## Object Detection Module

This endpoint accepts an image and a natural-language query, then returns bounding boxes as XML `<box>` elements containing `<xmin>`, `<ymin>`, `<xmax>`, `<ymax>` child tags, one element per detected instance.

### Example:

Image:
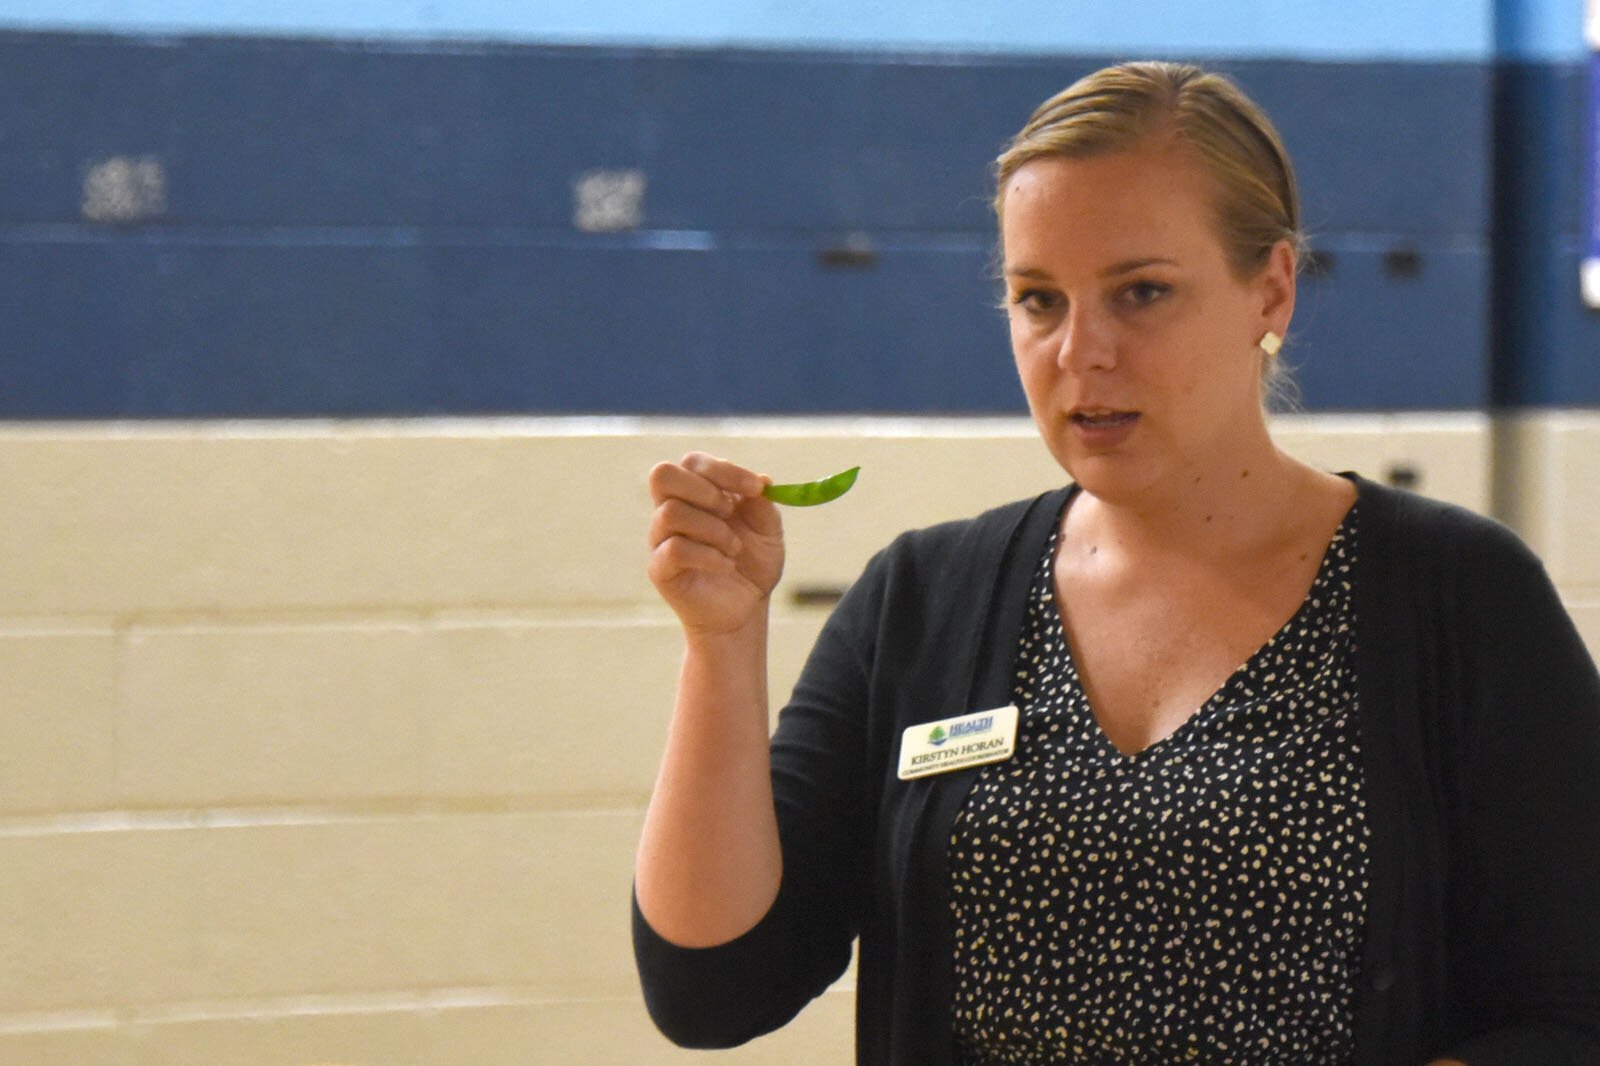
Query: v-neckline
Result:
<box><xmin>1044</xmin><ymin>497</ymin><xmax>1356</xmax><ymax>762</ymax></box>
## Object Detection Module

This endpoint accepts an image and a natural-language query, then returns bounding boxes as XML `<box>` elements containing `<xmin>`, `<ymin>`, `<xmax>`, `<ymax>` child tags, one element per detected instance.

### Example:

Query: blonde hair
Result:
<box><xmin>994</xmin><ymin>61</ymin><xmax>1306</xmax><ymax>406</ymax></box>
<box><xmin>995</xmin><ymin>61</ymin><xmax>1303</xmax><ymax>274</ymax></box>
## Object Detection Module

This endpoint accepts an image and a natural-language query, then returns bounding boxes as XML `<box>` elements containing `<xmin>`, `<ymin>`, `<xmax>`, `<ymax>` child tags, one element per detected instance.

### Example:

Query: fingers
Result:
<box><xmin>647</xmin><ymin>534</ymin><xmax>738</xmax><ymax>587</ymax></box>
<box><xmin>646</xmin><ymin>452</ymin><xmax>783</xmax><ymax>582</ymax></box>
<box><xmin>648</xmin><ymin>452</ymin><xmax>767</xmax><ymax>513</ymax></box>
<box><xmin>646</xmin><ymin>455</ymin><xmax>761</xmax><ymax>586</ymax></box>
<box><xmin>731</xmin><ymin>485</ymin><xmax>783</xmax><ymax>538</ymax></box>
<box><xmin>683</xmin><ymin>451</ymin><xmax>768</xmax><ymax>497</ymax></box>
<box><xmin>644</xmin><ymin>453</ymin><xmax>786</xmax><ymax>623</ymax></box>
<box><xmin>648</xmin><ymin>498</ymin><xmax>743</xmax><ymax>556</ymax></box>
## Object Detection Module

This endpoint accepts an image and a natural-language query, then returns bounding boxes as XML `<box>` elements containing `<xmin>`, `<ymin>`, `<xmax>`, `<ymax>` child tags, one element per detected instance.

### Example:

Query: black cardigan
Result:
<box><xmin>634</xmin><ymin>475</ymin><xmax>1600</xmax><ymax>1064</ymax></box>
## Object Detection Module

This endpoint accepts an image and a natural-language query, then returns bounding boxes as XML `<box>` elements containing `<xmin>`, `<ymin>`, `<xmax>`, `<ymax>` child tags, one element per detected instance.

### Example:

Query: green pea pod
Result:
<box><xmin>762</xmin><ymin>465</ymin><xmax>861</xmax><ymax>507</ymax></box>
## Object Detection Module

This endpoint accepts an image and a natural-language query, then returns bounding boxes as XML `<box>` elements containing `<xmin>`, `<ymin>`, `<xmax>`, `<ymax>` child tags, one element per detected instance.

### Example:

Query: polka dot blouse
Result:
<box><xmin>949</xmin><ymin>505</ymin><xmax>1370</xmax><ymax>1064</ymax></box>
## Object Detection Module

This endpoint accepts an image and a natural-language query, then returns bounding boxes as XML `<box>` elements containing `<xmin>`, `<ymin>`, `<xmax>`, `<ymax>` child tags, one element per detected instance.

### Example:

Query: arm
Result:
<box><xmin>635</xmin><ymin>452</ymin><xmax>785</xmax><ymax>947</ymax></box>
<box><xmin>635</xmin><ymin>624</ymin><xmax>783</xmax><ymax>946</ymax></box>
<box><xmin>633</xmin><ymin>452</ymin><xmax>872</xmax><ymax>1047</ymax></box>
<box><xmin>1438</xmin><ymin>524</ymin><xmax>1600</xmax><ymax>1064</ymax></box>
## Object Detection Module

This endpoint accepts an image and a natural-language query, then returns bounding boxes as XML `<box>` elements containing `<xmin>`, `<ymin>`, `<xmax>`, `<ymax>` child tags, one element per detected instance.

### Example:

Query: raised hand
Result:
<box><xmin>647</xmin><ymin>451</ymin><xmax>785</xmax><ymax>636</ymax></box>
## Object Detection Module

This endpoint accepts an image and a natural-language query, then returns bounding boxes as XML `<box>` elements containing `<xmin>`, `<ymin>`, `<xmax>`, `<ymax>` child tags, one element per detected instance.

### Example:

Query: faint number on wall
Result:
<box><xmin>573</xmin><ymin>169</ymin><xmax>645</xmax><ymax>232</ymax></box>
<box><xmin>82</xmin><ymin>155</ymin><xmax>167</xmax><ymax>224</ymax></box>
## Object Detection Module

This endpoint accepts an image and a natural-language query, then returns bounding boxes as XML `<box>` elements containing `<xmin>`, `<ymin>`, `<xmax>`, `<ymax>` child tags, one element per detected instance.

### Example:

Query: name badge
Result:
<box><xmin>897</xmin><ymin>705</ymin><xmax>1020</xmax><ymax>780</ymax></box>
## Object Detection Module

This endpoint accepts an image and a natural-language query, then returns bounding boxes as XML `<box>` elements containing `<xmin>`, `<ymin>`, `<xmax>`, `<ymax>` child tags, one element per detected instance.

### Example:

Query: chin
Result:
<box><xmin>1057</xmin><ymin>452</ymin><xmax>1165</xmax><ymax>506</ymax></box>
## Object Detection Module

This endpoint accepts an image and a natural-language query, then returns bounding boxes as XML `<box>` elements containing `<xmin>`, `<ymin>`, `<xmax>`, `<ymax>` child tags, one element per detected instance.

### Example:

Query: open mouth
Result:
<box><xmin>1070</xmin><ymin>410</ymin><xmax>1139</xmax><ymax>428</ymax></box>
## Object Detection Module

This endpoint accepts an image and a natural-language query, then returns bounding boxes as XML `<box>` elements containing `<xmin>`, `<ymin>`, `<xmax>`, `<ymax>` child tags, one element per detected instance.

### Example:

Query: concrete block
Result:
<box><xmin>403</xmin><ymin>811</ymin><xmax>643</xmax><ymax>994</ymax></box>
<box><xmin>422</xmin><ymin>619</ymin><xmax>680</xmax><ymax>802</ymax></box>
<box><xmin>119</xmin><ymin>623</ymin><xmax>428</xmax><ymax>806</ymax></box>
<box><xmin>0</xmin><ymin>629</ymin><xmax>119</xmax><ymax>812</ymax></box>
<box><xmin>175</xmin><ymin>820</ymin><xmax>454</xmax><ymax>1002</ymax></box>
<box><xmin>0</xmin><ymin>428</ymin><xmax>651</xmax><ymax>614</ymax></box>
<box><xmin>0</xmin><ymin>1023</ymin><xmax>133</xmax><ymax>1066</ymax></box>
<box><xmin>1567</xmin><ymin>597</ymin><xmax>1600</xmax><ymax>666</ymax></box>
<box><xmin>126</xmin><ymin>1006</ymin><xmax>429</xmax><ymax>1066</ymax></box>
<box><xmin>1493</xmin><ymin>412</ymin><xmax>1557</xmax><ymax>561</ymax></box>
<box><xmin>111</xmin><ymin>811</ymin><xmax>643</xmax><ymax>1003</ymax></box>
<box><xmin>423</xmin><ymin>613</ymin><xmax>827</xmax><ymax>803</ymax></box>
<box><xmin>1536</xmin><ymin>417</ymin><xmax>1600</xmax><ymax>586</ymax></box>
<box><xmin>1494</xmin><ymin>411</ymin><xmax>1600</xmax><ymax>586</ymax></box>
<box><xmin>769</xmin><ymin>614</ymin><xmax>831</xmax><ymax>723</ymax></box>
<box><xmin>0</xmin><ymin>830</ymin><xmax>196</xmax><ymax>1012</ymax></box>
<box><xmin>420</xmin><ymin>990</ymin><xmax>855</xmax><ymax>1066</ymax></box>
<box><xmin>422</xmin><ymin>998</ymin><xmax>676</xmax><ymax>1066</ymax></box>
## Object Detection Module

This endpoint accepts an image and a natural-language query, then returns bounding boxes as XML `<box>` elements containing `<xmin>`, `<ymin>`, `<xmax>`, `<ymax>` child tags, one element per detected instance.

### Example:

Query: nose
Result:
<box><xmin>1056</xmin><ymin>304</ymin><xmax>1116</xmax><ymax>372</ymax></box>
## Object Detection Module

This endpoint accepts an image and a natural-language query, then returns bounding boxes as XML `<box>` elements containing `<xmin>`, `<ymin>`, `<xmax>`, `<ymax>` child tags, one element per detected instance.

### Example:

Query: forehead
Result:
<box><xmin>1000</xmin><ymin>145</ymin><xmax>1226</xmax><ymax>266</ymax></box>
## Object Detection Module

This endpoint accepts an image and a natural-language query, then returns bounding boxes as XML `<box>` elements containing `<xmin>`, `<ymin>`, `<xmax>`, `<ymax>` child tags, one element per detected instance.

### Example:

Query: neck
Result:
<box><xmin>1071</xmin><ymin>437</ymin><xmax>1322</xmax><ymax>562</ymax></box>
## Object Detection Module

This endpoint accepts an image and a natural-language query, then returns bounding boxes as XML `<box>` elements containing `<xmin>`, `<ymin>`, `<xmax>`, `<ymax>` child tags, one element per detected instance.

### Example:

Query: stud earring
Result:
<box><xmin>1258</xmin><ymin>331</ymin><xmax>1283</xmax><ymax>357</ymax></box>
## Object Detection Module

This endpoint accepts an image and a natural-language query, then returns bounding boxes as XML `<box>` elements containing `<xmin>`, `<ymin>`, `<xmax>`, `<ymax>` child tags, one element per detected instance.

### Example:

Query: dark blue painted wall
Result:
<box><xmin>1492</xmin><ymin>60</ymin><xmax>1600</xmax><ymax>406</ymax></box>
<box><xmin>0</xmin><ymin>31</ymin><xmax>1568</xmax><ymax>417</ymax></box>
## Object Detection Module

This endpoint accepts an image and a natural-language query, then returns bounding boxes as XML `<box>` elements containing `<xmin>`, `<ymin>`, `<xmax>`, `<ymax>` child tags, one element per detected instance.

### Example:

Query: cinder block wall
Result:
<box><xmin>0</xmin><ymin>412</ymin><xmax>1539</xmax><ymax>1064</ymax></box>
<box><xmin>1495</xmin><ymin>411</ymin><xmax>1600</xmax><ymax>655</ymax></box>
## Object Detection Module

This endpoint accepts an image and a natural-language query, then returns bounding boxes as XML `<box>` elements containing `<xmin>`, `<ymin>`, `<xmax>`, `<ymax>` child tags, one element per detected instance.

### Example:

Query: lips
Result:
<box><xmin>1065</xmin><ymin>407</ymin><xmax>1141</xmax><ymax>449</ymax></box>
<box><xmin>1069</xmin><ymin>409</ymin><xmax>1139</xmax><ymax>427</ymax></box>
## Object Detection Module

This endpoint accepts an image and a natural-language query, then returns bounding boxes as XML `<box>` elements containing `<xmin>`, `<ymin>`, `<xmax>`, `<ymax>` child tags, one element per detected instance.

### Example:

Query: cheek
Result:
<box><xmin>1010</xmin><ymin>339</ymin><xmax>1053</xmax><ymax>398</ymax></box>
<box><xmin>1007</xmin><ymin>322</ymin><xmax>1035</xmax><ymax>374</ymax></box>
<box><xmin>1006</xmin><ymin>313</ymin><xmax>1030</xmax><ymax>350</ymax></box>
<box><xmin>1008</xmin><ymin>317</ymin><xmax>1051</xmax><ymax>366</ymax></box>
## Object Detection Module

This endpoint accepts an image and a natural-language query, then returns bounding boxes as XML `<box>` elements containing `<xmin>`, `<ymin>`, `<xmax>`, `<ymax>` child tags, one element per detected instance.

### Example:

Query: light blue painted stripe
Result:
<box><xmin>0</xmin><ymin>0</ymin><xmax>1495</xmax><ymax>59</ymax></box>
<box><xmin>1496</xmin><ymin>0</ymin><xmax>1587</xmax><ymax>59</ymax></box>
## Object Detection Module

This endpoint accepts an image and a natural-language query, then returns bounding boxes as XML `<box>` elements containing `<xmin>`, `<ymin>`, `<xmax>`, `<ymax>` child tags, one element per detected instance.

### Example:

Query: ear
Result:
<box><xmin>1257</xmin><ymin>238</ymin><xmax>1297</xmax><ymax>335</ymax></box>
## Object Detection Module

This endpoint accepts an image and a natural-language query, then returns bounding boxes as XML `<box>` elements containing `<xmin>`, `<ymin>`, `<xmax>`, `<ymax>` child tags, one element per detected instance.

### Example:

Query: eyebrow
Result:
<box><xmin>1004</xmin><ymin>257</ymin><xmax>1180</xmax><ymax>280</ymax></box>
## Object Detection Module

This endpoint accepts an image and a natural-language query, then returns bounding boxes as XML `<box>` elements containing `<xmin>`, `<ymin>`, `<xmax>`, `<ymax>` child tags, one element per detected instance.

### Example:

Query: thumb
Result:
<box><xmin>736</xmin><ymin>480</ymin><xmax>783</xmax><ymax>537</ymax></box>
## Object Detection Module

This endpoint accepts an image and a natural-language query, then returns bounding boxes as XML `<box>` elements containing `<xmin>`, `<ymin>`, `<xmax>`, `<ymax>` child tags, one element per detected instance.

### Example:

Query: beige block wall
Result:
<box><xmin>1495</xmin><ymin>410</ymin><xmax>1600</xmax><ymax>656</ymax></box>
<box><xmin>1</xmin><ymin>410</ymin><xmax>1570</xmax><ymax>1065</ymax></box>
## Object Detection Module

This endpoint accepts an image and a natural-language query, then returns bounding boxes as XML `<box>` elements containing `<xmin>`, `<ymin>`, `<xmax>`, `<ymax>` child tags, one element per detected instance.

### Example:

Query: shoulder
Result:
<box><xmin>1352</xmin><ymin>474</ymin><xmax>1542</xmax><ymax>579</ymax></box>
<box><xmin>1350</xmin><ymin>475</ymin><xmax>1578</xmax><ymax>656</ymax></box>
<box><xmin>887</xmin><ymin>489</ymin><xmax>1062</xmax><ymax>555</ymax></box>
<box><xmin>830</xmin><ymin>487</ymin><xmax>1069</xmax><ymax>624</ymax></box>
<box><xmin>866</xmin><ymin>487</ymin><xmax>1070</xmax><ymax>582</ymax></box>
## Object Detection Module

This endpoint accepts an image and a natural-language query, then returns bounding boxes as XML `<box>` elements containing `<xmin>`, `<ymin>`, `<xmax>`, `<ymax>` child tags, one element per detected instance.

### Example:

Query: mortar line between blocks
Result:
<box><xmin>0</xmin><ymin>797</ymin><xmax>649</xmax><ymax>837</ymax></box>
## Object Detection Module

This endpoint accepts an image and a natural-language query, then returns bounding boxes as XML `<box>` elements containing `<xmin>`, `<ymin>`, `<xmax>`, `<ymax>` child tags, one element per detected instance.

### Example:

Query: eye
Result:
<box><xmin>1120</xmin><ymin>280</ymin><xmax>1172</xmax><ymax>307</ymax></box>
<box><xmin>1010</xmin><ymin>288</ymin><xmax>1062</xmax><ymax>314</ymax></box>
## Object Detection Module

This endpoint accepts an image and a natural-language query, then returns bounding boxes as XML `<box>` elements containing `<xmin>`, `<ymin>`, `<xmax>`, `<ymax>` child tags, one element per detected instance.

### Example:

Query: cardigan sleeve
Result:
<box><xmin>632</xmin><ymin>542</ymin><xmax>889</xmax><ymax>1048</ymax></box>
<box><xmin>1438</xmin><ymin>520</ymin><xmax>1600</xmax><ymax>1064</ymax></box>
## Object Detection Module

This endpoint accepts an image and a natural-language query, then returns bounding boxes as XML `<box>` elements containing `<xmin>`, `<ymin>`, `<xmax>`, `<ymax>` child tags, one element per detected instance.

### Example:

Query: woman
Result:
<box><xmin>632</xmin><ymin>61</ymin><xmax>1600</xmax><ymax>1065</ymax></box>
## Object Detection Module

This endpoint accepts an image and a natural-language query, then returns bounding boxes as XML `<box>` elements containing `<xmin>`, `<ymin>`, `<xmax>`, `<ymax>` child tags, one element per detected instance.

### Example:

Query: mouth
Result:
<box><xmin>1068</xmin><ymin>408</ymin><xmax>1140</xmax><ymax>428</ymax></box>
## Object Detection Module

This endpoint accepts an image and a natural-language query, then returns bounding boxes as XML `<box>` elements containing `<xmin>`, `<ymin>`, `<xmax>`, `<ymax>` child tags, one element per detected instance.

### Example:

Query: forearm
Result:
<box><xmin>634</xmin><ymin>620</ymin><xmax>784</xmax><ymax>948</ymax></box>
